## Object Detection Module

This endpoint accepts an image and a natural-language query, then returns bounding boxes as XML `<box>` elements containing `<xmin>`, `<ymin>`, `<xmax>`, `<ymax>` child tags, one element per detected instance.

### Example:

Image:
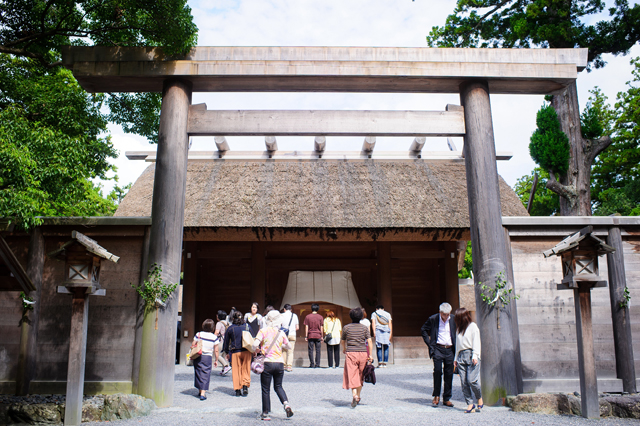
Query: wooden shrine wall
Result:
<box><xmin>510</xmin><ymin>234</ymin><xmax>640</xmax><ymax>393</ymax></box>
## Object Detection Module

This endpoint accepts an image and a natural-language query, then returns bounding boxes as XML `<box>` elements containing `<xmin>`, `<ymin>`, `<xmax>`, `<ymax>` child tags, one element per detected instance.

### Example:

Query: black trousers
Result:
<box><xmin>261</xmin><ymin>362</ymin><xmax>288</xmax><ymax>414</ymax></box>
<box><xmin>326</xmin><ymin>343</ymin><xmax>341</xmax><ymax>367</ymax></box>
<box><xmin>432</xmin><ymin>345</ymin><xmax>454</xmax><ymax>401</ymax></box>
<box><xmin>308</xmin><ymin>338</ymin><xmax>321</xmax><ymax>366</ymax></box>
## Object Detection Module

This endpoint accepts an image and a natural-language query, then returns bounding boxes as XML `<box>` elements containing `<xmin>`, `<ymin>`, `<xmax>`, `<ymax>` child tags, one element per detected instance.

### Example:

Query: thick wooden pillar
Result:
<box><xmin>15</xmin><ymin>227</ymin><xmax>44</xmax><ymax>395</ymax></box>
<box><xmin>377</xmin><ymin>243</ymin><xmax>393</xmax><ymax>363</ymax></box>
<box><xmin>64</xmin><ymin>289</ymin><xmax>90</xmax><ymax>426</ymax></box>
<box><xmin>606</xmin><ymin>227</ymin><xmax>636</xmax><ymax>393</ymax></box>
<box><xmin>132</xmin><ymin>225</ymin><xmax>151</xmax><ymax>394</ymax></box>
<box><xmin>504</xmin><ymin>228</ymin><xmax>524</xmax><ymax>394</ymax></box>
<box><xmin>460</xmin><ymin>81</ymin><xmax>520</xmax><ymax>404</ymax></box>
<box><xmin>251</xmin><ymin>242</ymin><xmax>266</xmax><ymax>308</ymax></box>
<box><xmin>443</xmin><ymin>242</ymin><xmax>460</xmax><ymax>311</ymax></box>
<box><xmin>180</xmin><ymin>242</ymin><xmax>198</xmax><ymax>364</ymax></box>
<box><xmin>138</xmin><ymin>79</ymin><xmax>192</xmax><ymax>406</ymax></box>
<box><xmin>574</xmin><ymin>284</ymin><xmax>599</xmax><ymax>419</ymax></box>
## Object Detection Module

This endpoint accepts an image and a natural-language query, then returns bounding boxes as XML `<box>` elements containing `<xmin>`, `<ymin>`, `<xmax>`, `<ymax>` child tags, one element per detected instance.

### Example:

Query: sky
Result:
<box><xmin>100</xmin><ymin>0</ymin><xmax>640</xmax><ymax>196</ymax></box>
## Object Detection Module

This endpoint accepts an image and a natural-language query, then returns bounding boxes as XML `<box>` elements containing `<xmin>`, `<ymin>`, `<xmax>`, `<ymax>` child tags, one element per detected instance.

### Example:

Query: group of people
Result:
<box><xmin>190</xmin><ymin>301</ymin><xmax>483</xmax><ymax>420</ymax></box>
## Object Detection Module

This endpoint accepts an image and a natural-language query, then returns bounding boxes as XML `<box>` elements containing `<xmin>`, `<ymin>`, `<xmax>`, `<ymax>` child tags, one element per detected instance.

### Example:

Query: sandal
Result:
<box><xmin>477</xmin><ymin>404</ymin><xmax>484</xmax><ymax>411</ymax></box>
<box><xmin>465</xmin><ymin>404</ymin><xmax>476</xmax><ymax>413</ymax></box>
<box><xmin>351</xmin><ymin>396</ymin><xmax>360</xmax><ymax>408</ymax></box>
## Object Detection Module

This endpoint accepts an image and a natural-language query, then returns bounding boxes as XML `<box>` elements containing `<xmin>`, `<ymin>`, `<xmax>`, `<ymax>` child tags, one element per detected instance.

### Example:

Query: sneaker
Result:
<box><xmin>222</xmin><ymin>366</ymin><xmax>231</xmax><ymax>376</ymax></box>
<box><xmin>284</xmin><ymin>404</ymin><xmax>294</xmax><ymax>418</ymax></box>
<box><xmin>260</xmin><ymin>413</ymin><xmax>271</xmax><ymax>421</ymax></box>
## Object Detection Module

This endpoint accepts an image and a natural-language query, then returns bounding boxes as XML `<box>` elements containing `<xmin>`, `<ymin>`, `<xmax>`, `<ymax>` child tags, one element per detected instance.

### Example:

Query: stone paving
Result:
<box><xmin>85</xmin><ymin>364</ymin><xmax>638</xmax><ymax>425</ymax></box>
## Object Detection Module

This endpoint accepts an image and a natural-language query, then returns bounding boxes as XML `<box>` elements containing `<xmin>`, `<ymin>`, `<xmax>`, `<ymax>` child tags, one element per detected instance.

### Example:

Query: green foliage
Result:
<box><xmin>18</xmin><ymin>291</ymin><xmax>34</xmax><ymax>326</ymax></box>
<box><xmin>426</xmin><ymin>0</ymin><xmax>640</xmax><ymax>70</ymax></box>
<box><xmin>131</xmin><ymin>263</ymin><xmax>178</xmax><ymax>312</ymax></box>
<box><xmin>106</xmin><ymin>93</ymin><xmax>162</xmax><ymax>143</ymax></box>
<box><xmin>0</xmin><ymin>56</ymin><xmax>118</xmax><ymax>229</ymax></box>
<box><xmin>458</xmin><ymin>241</ymin><xmax>473</xmax><ymax>279</ymax></box>
<box><xmin>529</xmin><ymin>105</ymin><xmax>571</xmax><ymax>176</ymax></box>
<box><xmin>590</xmin><ymin>59</ymin><xmax>640</xmax><ymax>216</ymax></box>
<box><xmin>479</xmin><ymin>271</ymin><xmax>520</xmax><ymax>308</ymax></box>
<box><xmin>513</xmin><ymin>168</ymin><xmax>560</xmax><ymax>216</ymax></box>
<box><xmin>620</xmin><ymin>286</ymin><xmax>631</xmax><ymax>309</ymax></box>
<box><xmin>0</xmin><ymin>0</ymin><xmax>198</xmax><ymax>67</ymax></box>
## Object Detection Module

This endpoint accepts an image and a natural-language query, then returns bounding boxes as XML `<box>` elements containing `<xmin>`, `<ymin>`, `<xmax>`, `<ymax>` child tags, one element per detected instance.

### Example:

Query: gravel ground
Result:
<box><xmin>81</xmin><ymin>364</ymin><xmax>638</xmax><ymax>426</ymax></box>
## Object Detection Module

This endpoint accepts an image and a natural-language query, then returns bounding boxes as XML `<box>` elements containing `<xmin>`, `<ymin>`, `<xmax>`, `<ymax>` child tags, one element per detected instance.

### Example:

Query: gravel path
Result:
<box><xmin>83</xmin><ymin>364</ymin><xmax>637</xmax><ymax>425</ymax></box>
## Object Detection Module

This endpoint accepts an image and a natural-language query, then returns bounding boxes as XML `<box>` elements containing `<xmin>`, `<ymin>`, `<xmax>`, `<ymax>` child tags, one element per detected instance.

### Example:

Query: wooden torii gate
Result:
<box><xmin>62</xmin><ymin>46</ymin><xmax>588</xmax><ymax>407</ymax></box>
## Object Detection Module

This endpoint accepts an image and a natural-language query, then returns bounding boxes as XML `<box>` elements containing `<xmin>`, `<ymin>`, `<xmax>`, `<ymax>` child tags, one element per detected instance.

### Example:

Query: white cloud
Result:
<box><xmin>100</xmin><ymin>0</ymin><xmax>640</xmax><ymax>195</ymax></box>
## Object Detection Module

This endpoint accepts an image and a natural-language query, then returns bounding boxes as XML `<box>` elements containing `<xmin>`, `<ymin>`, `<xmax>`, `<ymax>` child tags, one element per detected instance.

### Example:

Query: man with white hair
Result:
<box><xmin>421</xmin><ymin>302</ymin><xmax>457</xmax><ymax>407</ymax></box>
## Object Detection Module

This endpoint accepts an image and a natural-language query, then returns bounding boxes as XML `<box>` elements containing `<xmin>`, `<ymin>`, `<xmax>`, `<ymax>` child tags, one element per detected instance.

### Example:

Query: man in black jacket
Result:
<box><xmin>421</xmin><ymin>302</ymin><xmax>456</xmax><ymax>407</ymax></box>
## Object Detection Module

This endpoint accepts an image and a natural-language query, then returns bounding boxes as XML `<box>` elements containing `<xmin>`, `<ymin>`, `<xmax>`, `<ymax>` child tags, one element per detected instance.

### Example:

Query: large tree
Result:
<box><xmin>0</xmin><ymin>0</ymin><xmax>197</xmax><ymax>228</ymax></box>
<box><xmin>427</xmin><ymin>0</ymin><xmax>640</xmax><ymax>215</ymax></box>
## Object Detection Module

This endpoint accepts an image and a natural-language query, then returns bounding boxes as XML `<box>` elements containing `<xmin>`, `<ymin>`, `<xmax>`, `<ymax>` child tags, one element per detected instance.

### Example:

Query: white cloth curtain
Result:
<box><xmin>280</xmin><ymin>271</ymin><xmax>361</xmax><ymax>310</ymax></box>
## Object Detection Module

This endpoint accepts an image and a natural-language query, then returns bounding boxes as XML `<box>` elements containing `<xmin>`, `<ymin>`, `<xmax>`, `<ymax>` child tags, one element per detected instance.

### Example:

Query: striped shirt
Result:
<box><xmin>341</xmin><ymin>323</ymin><xmax>371</xmax><ymax>352</ymax></box>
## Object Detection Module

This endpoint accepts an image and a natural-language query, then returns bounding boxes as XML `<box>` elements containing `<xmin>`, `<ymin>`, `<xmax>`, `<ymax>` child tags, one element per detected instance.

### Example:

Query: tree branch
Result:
<box><xmin>546</xmin><ymin>170</ymin><xmax>577</xmax><ymax>202</ymax></box>
<box><xmin>588</xmin><ymin>135</ymin><xmax>613</xmax><ymax>163</ymax></box>
<box><xmin>473</xmin><ymin>0</ymin><xmax>513</xmax><ymax>30</ymax></box>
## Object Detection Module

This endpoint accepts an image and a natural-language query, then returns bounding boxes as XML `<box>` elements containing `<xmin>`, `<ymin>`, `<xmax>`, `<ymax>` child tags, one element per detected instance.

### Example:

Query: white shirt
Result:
<box><xmin>437</xmin><ymin>315</ymin><xmax>452</xmax><ymax>346</ymax></box>
<box><xmin>280</xmin><ymin>311</ymin><xmax>299</xmax><ymax>337</ymax></box>
<box><xmin>455</xmin><ymin>322</ymin><xmax>481</xmax><ymax>362</ymax></box>
<box><xmin>194</xmin><ymin>331</ymin><xmax>218</xmax><ymax>356</ymax></box>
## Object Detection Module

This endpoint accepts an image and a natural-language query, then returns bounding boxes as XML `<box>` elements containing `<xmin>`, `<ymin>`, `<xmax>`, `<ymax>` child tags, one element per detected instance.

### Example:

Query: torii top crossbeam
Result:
<box><xmin>61</xmin><ymin>46</ymin><xmax>587</xmax><ymax>94</ymax></box>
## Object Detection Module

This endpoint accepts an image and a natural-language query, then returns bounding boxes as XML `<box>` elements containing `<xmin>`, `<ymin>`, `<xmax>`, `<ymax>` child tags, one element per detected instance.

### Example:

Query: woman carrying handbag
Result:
<box><xmin>252</xmin><ymin>310</ymin><xmax>294</xmax><ymax>421</ymax></box>
<box><xmin>191</xmin><ymin>319</ymin><xmax>219</xmax><ymax>400</ymax></box>
<box><xmin>323</xmin><ymin>311</ymin><xmax>342</xmax><ymax>368</ymax></box>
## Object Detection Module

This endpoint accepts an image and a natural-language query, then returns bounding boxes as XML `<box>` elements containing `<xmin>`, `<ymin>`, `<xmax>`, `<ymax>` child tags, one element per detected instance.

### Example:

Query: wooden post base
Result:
<box><xmin>64</xmin><ymin>289</ymin><xmax>89</xmax><ymax>426</ymax></box>
<box><xmin>574</xmin><ymin>284</ymin><xmax>599</xmax><ymax>419</ymax></box>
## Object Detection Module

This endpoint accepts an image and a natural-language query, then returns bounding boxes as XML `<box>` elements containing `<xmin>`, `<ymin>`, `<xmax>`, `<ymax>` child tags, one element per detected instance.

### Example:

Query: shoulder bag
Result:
<box><xmin>280</xmin><ymin>313</ymin><xmax>294</xmax><ymax>335</ymax></box>
<box><xmin>324</xmin><ymin>319</ymin><xmax>337</xmax><ymax>344</ymax></box>
<box><xmin>251</xmin><ymin>330</ymin><xmax>281</xmax><ymax>374</ymax></box>
<box><xmin>242</xmin><ymin>323</ymin><xmax>255</xmax><ymax>351</ymax></box>
<box><xmin>189</xmin><ymin>332</ymin><xmax>219</xmax><ymax>363</ymax></box>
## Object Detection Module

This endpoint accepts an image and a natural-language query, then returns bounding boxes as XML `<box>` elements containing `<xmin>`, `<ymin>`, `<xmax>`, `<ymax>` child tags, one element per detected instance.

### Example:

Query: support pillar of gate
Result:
<box><xmin>137</xmin><ymin>79</ymin><xmax>192</xmax><ymax>406</ymax></box>
<box><xmin>460</xmin><ymin>81</ymin><xmax>521</xmax><ymax>405</ymax></box>
<box><xmin>606</xmin><ymin>226</ymin><xmax>636</xmax><ymax>393</ymax></box>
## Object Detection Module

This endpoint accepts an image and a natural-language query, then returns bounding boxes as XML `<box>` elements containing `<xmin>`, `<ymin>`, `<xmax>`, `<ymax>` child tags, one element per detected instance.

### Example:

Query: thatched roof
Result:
<box><xmin>115</xmin><ymin>161</ymin><xmax>528</xmax><ymax>228</ymax></box>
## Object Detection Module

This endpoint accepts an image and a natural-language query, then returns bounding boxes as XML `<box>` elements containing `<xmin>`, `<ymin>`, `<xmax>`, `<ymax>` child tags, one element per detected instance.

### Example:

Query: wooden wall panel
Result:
<box><xmin>511</xmin><ymin>235</ymin><xmax>640</xmax><ymax>385</ymax></box>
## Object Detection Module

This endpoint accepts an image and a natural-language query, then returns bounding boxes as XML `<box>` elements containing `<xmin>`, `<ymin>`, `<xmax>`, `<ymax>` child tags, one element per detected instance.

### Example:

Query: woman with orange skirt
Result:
<box><xmin>223</xmin><ymin>311</ymin><xmax>252</xmax><ymax>397</ymax></box>
<box><xmin>341</xmin><ymin>307</ymin><xmax>373</xmax><ymax>407</ymax></box>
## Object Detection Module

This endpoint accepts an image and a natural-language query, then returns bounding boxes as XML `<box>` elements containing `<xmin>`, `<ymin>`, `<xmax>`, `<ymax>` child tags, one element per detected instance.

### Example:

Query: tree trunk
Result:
<box><xmin>546</xmin><ymin>81</ymin><xmax>612</xmax><ymax>216</ymax></box>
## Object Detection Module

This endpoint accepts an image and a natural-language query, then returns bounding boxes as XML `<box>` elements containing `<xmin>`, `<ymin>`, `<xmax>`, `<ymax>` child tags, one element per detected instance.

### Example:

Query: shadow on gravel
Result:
<box><xmin>397</xmin><ymin>397</ymin><xmax>428</xmax><ymax>405</ymax></box>
<box><xmin>322</xmin><ymin>398</ymin><xmax>352</xmax><ymax>407</ymax></box>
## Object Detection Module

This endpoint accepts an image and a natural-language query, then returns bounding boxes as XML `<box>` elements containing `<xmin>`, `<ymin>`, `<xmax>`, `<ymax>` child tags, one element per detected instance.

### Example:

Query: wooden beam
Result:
<box><xmin>0</xmin><ymin>235</ymin><xmax>35</xmax><ymax>292</ymax></box>
<box><xmin>265</xmin><ymin>136</ymin><xmax>278</xmax><ymax>152</ymax></box>
<box><xmin>606</xmin><ymin>227</ymin><xmax>636</xmax><ymax>393</ymax></box>
<box><xmin>314</xmin><ymin>136</ymin><xmax>326</xmax><ymax>152</ymax></box>
<box><xmin>63</xmin><ymin>46</ymin><xmax>586</xmax><ymax>94</ymax></box>
<box><xmin>16</xmin><ymin>228</ymin><xmax>44</xmax><ymax>396</ymax></box>
<box><xmin>362</xmin><ymin>137</ymin><xmax>376</xmax><ymax>153</ymax></box>
<box><xmin>409</xmin><ymin>137</ymin><xmax>426</xmax><ymax>152</ymax></box>
<box><xmin>131</xmin><ymin>225</ymin><xmax>150</xmax><ymax>395</ymax></box>
<box><xmin>187</xmin><ymin>109</ymin><xmax>465</xmax><ymax>136</ymax></box>
<box><xmin>444</xmin><ymin>242</ymin><xmax>460</xmax><ymax>312</ymax></box>
<box><xmin>127</xmin><ymin>150</ymin><xmax>514</xmax><ymax>162</ymax></box>
<box><xmin>214</xmin><ymin>136</ymin><xmax>230</xmax><ymax>152</ymax></box>
<box><xmin>138</xmin><ymin>79</ymin><xmax>191</xmax><ymax>407</ymax></box>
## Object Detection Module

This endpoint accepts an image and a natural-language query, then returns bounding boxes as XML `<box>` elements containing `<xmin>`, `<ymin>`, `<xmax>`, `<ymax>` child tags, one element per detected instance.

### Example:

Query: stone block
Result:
<box><xmin>602</xmin><ymin>396</ymin><xmax>640</xmax><ymax>419</ymax></box>
<box><xmin>8</xmin><ymin>402</ymin><xmax>63</xmax><ymax>424</ymax></box>
<box><xmin>101</xmin><ymin>393</ymin><xmax>156</xmax><ymax>421</ymax></box>
<box><xmin>511</xmin><ymin>393</ymin><xmax>572</xmax><ymax>415</ymax></box>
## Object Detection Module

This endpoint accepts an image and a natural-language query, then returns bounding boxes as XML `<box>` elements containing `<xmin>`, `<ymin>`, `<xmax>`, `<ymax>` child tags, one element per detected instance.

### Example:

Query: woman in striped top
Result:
<box><xmin>341</xmin><ymin>307</ymin><xmax>373</xmax><ymax>408</ymax></box>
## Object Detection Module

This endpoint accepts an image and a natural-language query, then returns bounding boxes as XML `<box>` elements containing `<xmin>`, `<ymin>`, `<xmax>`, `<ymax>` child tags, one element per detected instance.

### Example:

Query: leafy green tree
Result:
<box><xmin>514</xmin><ymin>168</ymin><xmax>560</xmax><ymax>216</ymax></box>
<box><xmin>529</xmin><ymin>105</ymin><xmax>571</xmax><ymax>176</ymax></box>
<box><xmin>0</xmin><ymin>56</ymin><xmax>117</xmax><ymax>229</ymax></box>
<box><xmin>0</xmin><ymin>0</ymin><xmax>197</xmax><ymax>228</ymax></box>
<box><xmin>428</xmin><ymin>0</ymin><xmax>640</xmax><ymax>215</ymax></box>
